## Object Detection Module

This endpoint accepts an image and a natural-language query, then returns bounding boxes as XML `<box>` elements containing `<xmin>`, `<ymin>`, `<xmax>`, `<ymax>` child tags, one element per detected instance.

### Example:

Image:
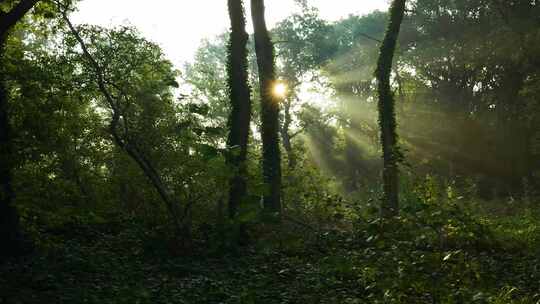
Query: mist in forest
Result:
<box><xmin>1</xmin><ymin>0</ymin><xmax>539</xmax><ymax>303</ymax></box>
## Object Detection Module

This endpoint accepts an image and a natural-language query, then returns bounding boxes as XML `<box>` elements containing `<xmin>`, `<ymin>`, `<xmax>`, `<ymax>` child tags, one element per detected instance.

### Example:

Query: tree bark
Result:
<box><xmin>226</xmin><ymin>0</ymin><xmax>252</xmax><ymax>219</ymax></box>
<box><xmin>375</xmin><ymin>0</ymin><xmax>406</xmax><ymax>218</ymax></box>
<box><xmin>251</xmin><ymin>0</ymin><xmax>282</xmax><ymax>214</ymax></box>
<box><xmin>0</xmin><ymin>0</ymin><xmax>39</xmax><ymax>31</ymax></box>
<box><xmin>0</xmin><ymin>0</ymin><xmax>40</xmax><ymax>258</ymax></box>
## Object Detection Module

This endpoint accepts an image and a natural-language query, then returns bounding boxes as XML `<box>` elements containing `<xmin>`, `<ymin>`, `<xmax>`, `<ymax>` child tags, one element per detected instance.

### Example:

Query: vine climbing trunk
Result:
<box><xmin>251</xmin><ymin>0</ymin><xmax>282</xmax><ymax>215</ymax></box>
<box><xmin>0</xmin><ymin>0</ymin><xmax>40</xmax><ymax>257</ymax></box>
<box><xmin>226</xmin><ymin>0</ymin><xmax>252</xmax><ymax>219</ymax></box>
<box><xmin>375</xmin><ymin>0</ymin><xmax>406</xmax><ymax>218</ymax></box>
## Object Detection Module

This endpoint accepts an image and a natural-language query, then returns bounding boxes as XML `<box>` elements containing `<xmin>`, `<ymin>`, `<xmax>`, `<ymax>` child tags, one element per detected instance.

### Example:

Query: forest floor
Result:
<box><xmin>2</xmin><ymin>200</ymin><xmax>540</xmax><ymax>304</ymax></box>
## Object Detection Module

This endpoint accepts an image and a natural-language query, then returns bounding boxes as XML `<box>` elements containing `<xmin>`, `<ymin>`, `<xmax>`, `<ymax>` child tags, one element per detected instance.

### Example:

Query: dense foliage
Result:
<box><xmin>1</xmin><ymin>0</ymin><xmax>539</xmax><ymax>303</ymax></box>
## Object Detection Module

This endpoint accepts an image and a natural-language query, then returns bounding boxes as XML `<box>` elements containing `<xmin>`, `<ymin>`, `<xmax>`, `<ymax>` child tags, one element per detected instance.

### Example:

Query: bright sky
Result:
<box><xmin>74</xmin><ymin>0</ymin><xmax>389</xmax><ymax>67</ymax></box>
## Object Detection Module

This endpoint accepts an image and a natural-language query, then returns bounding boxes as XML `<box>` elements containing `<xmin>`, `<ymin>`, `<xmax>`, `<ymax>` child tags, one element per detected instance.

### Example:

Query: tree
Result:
<box><xmin>0</xmin><ymin>0</ymin><xmax>40</xmax><ymax>257</ymax></box>
<box><xmin>58</xmin><ymin>5</ymin><xmax>197</xmax><ymax>250</ymax></box>
<box><xmin>183</xmin><ymin>35</ymin><xmax>230</xmax><ymax>129</ymax></box>
<box><xmin>225</xmin><ymin>0</ymin><xmax>252</xmax><ymax>219</ymax></box>
<box><xmin>397</xmin><ymin>0</ymin><xmax>540</xmax><ymax>196</ymax></box>
<box><xmin>324</xmin><ymin>12</ymin><xmax>388</xmax><ymax>192</ymax></box>
<box><xmin>250</xmin><ymin>0</ymin><xmax>282</xmax><ymax>215</ymax></box>
<box><xmin>375</xmin><ymin>0</ymin><xmax>406</xmax><ymax>217</ymax></box>
<box><xmin>273</xmin><ymin>4</ymin><xmax>333</xmax><ymax>171</ymax></box>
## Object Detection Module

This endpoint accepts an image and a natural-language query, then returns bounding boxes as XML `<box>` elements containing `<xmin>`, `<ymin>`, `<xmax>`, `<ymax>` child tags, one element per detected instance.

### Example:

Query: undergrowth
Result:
<box><xmin>1</xmin><ymin>194</ymin><xmax>540</xmax><ymax>303</ymax></box>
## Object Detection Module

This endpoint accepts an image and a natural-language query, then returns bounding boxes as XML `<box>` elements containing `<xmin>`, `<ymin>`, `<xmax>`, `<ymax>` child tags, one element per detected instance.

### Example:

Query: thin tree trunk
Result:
<box><xmin>375</xmin><ymin>0</ymin><xmax>406</xmax><ymax>218</ymax></box>
<box><xmin>251</xmin><ymin>0</ymin><xmax>282</xmax><ymax>214</ymax></box>
<box><xmin>281</xmin><ymin>98</ymin><xmax>296</xmax><ymax>170</ymax></box>
<box><xmin>226</xmin><ymin>0</ymin><xmax>252</xmax><ymax>219</ymax></box>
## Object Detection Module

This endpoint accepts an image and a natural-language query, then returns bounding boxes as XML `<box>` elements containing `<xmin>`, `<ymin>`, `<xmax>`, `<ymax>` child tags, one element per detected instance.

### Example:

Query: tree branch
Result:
<box><xmin>357</xmin><ymin>32</ymin><xmax>382</xmax><ymax>43</ymax></box>
<box><xmin>0</xmin><ymin>0</ymin><xmax>40</xmax><ymax>35</ymax></box>
<box><xmin>289</xmin><ymin>127</ymin><xmax>305</xmax><ymax>140</ymax></box>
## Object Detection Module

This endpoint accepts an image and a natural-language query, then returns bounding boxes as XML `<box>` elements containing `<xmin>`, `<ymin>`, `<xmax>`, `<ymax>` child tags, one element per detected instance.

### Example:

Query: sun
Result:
<box><xmin>273</xmin><ymin>82</ymin><xmax>288</xmax><ymax>99</ymax></box>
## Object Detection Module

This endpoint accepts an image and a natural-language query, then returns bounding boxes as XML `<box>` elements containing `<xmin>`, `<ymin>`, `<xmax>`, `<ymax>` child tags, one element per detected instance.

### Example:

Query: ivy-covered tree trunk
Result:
<box><xmin>0</xmin><ymin>0</ymin><xmax>40</xmax><ymax>257</ymax></box>
<box><xmin>375</xmin><ymin>0</ymin><xmax>406</xmax><ymax>218</ymax></box>
<box><xmin>226</xmin><ymin>0</ymin><xmax>252</xmax><ymax>219</ymax></box>
<box><xmin>250</xmin><ymin>0</ymin><xmax>282</xmax><ymax>214</ymax></box>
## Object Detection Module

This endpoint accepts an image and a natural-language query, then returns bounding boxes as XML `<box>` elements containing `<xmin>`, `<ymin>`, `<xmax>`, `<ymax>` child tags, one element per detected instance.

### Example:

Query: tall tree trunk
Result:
<box><xmin>251</xmin><ymin>0</ymin><xmax>282</xmax><ymax>214</ymax></box>
<box><xmin>0</xmin><ymin>0</ymin><xmax>40</xmax><ymax>258</ymax></box>
<box><xmin>375</xmin><ymin>0</ymin><xmax>406</xmax><ymax>218</ymax></box>
<box><xmin>226</xmin><ymin>0</ymin><xmax>252</xmax><ymax>219</ymax></box>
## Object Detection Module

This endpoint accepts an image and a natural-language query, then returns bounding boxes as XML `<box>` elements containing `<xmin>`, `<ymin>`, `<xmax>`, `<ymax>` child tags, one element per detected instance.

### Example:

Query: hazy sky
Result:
<box><xmin>74</xmin><ymin>0</ymin><xmax>389</xmax><ymax>67</ymax></box>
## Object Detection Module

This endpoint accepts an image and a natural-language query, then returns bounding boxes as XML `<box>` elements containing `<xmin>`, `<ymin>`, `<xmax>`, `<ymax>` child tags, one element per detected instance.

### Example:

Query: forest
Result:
<box><xmin>1</xmin><ymin>0</ymin><xmax>540</xmax><ymax>303</ymax></box>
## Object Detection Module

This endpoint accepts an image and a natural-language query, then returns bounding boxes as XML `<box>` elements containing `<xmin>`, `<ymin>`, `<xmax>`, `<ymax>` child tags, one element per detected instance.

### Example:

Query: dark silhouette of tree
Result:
<box><xmin>250</xmin><ymin>0</ymin><xmax>282</xmax><ymax>214</ymax></box>
<box><xmin>0</xmin><ymin>0</ymin><xmax>40</xmax><ymax>257</ymax></box>
<box><xmin>226</xmin><ymin>0</ymin><xmax>252</xmax><ymax>219</ymax></box>
<box><xmin>375</xmin><ymin>0</ymin><xmax>406</xmax><ymax>218</ymax></box>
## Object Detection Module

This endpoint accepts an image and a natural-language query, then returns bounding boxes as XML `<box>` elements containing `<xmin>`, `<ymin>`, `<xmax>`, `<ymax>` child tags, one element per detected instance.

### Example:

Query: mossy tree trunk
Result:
<box><xmin>375</xmin><ymin>0</ymin><xmax>406</xmax><ymax>218</ymax></box>
<box><xmin>0</xmin><ymin>0</ymin><xmax>40</xmax><ymax>257</ymax></box>
<box><xmin>250</xmin><ymin>0</ymin><xmax>282</xmax><ymax>214</ymax></box>
<box><xmin>226</xmin><ymin>0</ymin><xmax>253</xmax><ymax>219</ymax></box>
